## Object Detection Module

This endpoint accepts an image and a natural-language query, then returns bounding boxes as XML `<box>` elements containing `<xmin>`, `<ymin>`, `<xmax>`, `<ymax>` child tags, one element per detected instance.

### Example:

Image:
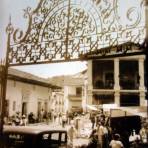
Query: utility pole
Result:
<box><xmin>0</xmin><ymin>63</ymin><xmax>5</xmax><ymax>147</ymax></box>
<box><xmin>0</xmin><ymin>62</ymin><xmax>8</xmax><ymax>148</ymax></box>
<box><xmin>145</xmin><ymin>0</ymin><xmax>148</xmax><ymax>118</ymax></box>
<box><xmin>0</xmin><ymin>18</ymin><xmax>12</xmax><ymax>148</ymax></box>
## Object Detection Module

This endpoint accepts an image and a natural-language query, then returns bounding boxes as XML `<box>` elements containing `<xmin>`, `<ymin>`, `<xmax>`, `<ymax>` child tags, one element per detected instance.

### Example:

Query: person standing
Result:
<box><xmin>109</xmin><ymin>133</ymin><xmax>124</xmax><ymax>148</ymax></box>
<box><xmin>140</xmin><ymin>124</ymin><xmax>148</xmax><ymax>144</ymax></box>
<box><xmin>67</xmin><ymin>124</ymin><xmax>77</xmax><ymax>147</ymax></box>
<box><xmin>90</xmin><ymin>113</ymin><xmax>95</xmax><ymax>129</ymax></box>
<box><xmin>53</xmin><ymin>111</ymin><xmax>57</xmax><ymax>123</ymax></box>
<box><xmin>97</xmin><ymin>121</ymin><xmax>109</xmax><ymax>148</ymax></box>
<box><xmin>40</xmin><ymin>109</ymin><xmax>44</xmax><ymax>122</ymax></box>
<box><xmin>20</xmin><ymin>115</ymin><xmax>27</xmax><ymax>126</ymax></box>
<box><xmin>62</xmin><ymin>113</ymin><xmax>67</xmax><ymax>128</ymax></box>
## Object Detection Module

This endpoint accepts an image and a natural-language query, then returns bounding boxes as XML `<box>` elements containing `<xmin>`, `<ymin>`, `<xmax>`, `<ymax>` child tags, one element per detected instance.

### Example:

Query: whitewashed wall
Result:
<box><xmin>6</xmin><ymin>80</ymin><xmax>51</xmax><ymax>117</ymax></box>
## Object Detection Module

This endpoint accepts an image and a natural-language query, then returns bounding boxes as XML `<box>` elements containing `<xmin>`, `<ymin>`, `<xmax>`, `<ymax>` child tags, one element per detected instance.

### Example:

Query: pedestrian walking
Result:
<box><xmin>20</xmin><ymin>115</ymin><xmax>27</xmax><ymax>126</ymax></box>
<box><xmin>62</xmin><ymin>113</ymin><xmax>67</xmax><ymax>128</ymax></box>
<box><xmin>67</xmin><ymin>124</ymin><xmax>77</xmax><ymax>147</ymax></box>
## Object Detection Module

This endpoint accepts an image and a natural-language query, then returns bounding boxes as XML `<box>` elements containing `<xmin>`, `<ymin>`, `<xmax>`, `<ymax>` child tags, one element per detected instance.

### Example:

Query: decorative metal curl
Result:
<box><xmin>23</xmin><ymin>7</ymin><xmax>32</xmax><ymax>19</ymax></box>
<box><xmin>13</xmin><ymin>29</ymin><xmax>24</xmax><ymax>43</ymax></box>
<box><xmin>126</xmin><ymin>7</ymin><xmax>141</xmax><ymax>28</ymax></box>
<box><xmin>7</xmin><ymin>0</ymin><xmax>145</xmax><ymax>66</ymax></box>
<box><xmin>6</xmin><ymin>20</ymin><xmax>14</xmax><ymax>35</ymax></box>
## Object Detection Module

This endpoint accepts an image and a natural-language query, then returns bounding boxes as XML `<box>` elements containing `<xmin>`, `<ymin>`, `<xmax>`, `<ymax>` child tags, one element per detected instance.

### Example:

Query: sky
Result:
<box><xmin>13</xmin><ymin>61</ymin><xmax>87</xmax><ymax>78</ymax></box>
<box><xmin>0</xmin><ymin>0</ymin><xmax>87</xmax><ymax>78</ymax></box>
<box><xmin>0</xmin><ymin>0</ymin><xmax>145</xmax><ymax>78</ymax></box>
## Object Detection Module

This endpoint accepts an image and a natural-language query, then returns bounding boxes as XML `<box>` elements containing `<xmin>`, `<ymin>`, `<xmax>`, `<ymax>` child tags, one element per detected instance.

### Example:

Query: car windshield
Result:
<box><xmin>41</xmin><ymin>132</ymin><xmax>67</xmax><ymax>148</ymax></box>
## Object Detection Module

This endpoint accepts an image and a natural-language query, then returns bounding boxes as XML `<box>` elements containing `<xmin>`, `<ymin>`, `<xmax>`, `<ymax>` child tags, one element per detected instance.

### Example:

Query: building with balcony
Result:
<box><xmin>87</xmin><ymin>48</ymin><xmax>147</xmax><ymax>109</ymax></box>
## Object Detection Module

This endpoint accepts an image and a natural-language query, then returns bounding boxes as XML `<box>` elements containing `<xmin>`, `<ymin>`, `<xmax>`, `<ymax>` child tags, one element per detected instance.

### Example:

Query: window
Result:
<box><xmin>120</xmin><ymin>93</ymin><xmax>140</xmax><ymax>106</ymax></box>
<box><xmin>61</xmin><ymin>133</ymin><xmax>66</xmax><ymax>142</ymax></box>
<box><xmin>42</xmin><ymin>134</ymin><xmax>49</xmax><ymax>140</ymax></box>
<box><xmin>120</xmin><ymin>60</ymin><xmax>138</xmax><ymax>89</ymax></box>
<box><xmin>93</xmin><ymin>94</ymin><xmax>114</xmax><ymax>105</ymax></box>
<box><xmin>51</xmin><ymin>133</ymin><xmax>59</xmax><ymax>140</ymax></box>
<box><xmin>13</xmin><ymin>101</ymin><xmax>16</xmax><ymax>111</ymax></box>
<box><xmin>93</xmin><ymin>60</ymin><xmax>114</xmax><ymax>89</ymax></box>
<box><xmin>76</xmin><ymin>87</ymin><xmax>82</xmax><ymax>96</ymax></box>
<box><xmin>104</xmin><ymin>72</ymin><xmax>114</xmax><ymax>88</ymax></box>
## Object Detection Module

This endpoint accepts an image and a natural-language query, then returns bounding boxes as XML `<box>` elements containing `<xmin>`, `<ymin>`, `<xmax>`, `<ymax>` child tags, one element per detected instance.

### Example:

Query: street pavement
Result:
<box><xmin>28</xmin><ymin>117</ymin><xmax>92</xmax><ymax>147</ymax></box>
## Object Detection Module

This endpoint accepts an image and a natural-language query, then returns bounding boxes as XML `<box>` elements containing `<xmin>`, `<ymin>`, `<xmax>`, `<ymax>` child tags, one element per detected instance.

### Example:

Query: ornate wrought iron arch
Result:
<box><xmin>6</xmin><ymin>0</ymin><xmax>145</xmax><ymax>66</ymax></box>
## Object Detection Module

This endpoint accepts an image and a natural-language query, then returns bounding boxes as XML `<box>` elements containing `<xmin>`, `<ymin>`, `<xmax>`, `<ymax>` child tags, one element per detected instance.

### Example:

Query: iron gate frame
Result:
<box><xmin>5</xmin><ymin>0</ymin><xmax>146</xmax><ymax>66</ymax></box>
<box><xmin>0</xmin><ymin>0</ymin><xmax>148</xmax><ymax>147</ymax></box>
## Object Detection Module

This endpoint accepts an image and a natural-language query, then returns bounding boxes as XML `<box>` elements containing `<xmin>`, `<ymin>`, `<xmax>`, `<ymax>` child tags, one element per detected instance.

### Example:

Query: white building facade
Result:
<box><xmin>63</xmin><ymin>75</ymin><xmax>86</xmax><ymax>113</ymax></box>
<box><xmin>48</xmin><ymin>74</ymin><xmax>87</xmax><ymax>113</ymax></box>
<box><xmin>5</xmin><ymin>68</ymin><xmax>56</xmax><ymax>118</ymax></box>
<box><xmin>50</xmin><ymin>90</ymin><xmax>64</xmax><ymax>114</ymax></box>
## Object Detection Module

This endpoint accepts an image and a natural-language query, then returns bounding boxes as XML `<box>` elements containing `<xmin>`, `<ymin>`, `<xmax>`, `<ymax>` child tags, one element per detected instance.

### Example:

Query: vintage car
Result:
<box><xmin>3</xmin><ymin>126</ymin><xmax>67</xmax><ymax>148</ymax></box>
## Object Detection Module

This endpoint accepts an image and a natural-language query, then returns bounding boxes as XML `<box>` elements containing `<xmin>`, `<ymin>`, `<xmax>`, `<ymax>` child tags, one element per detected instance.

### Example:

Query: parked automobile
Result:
<box><xmin>3</xmin><ymin>126</ymin><xmax>67</xmax><ymax>148</ymax></box>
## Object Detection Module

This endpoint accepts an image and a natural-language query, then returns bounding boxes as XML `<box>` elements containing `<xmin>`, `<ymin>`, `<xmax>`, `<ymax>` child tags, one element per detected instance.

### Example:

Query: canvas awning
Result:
<box><xmin>110</xmin><ymin>106</ymin><xmax>147</xmax><ymax>118</ymax></box>
<box><xmin>120</xmin><ymin>107</ymin><xmax>147</xmax><ymax>118</ymax></box>
<box><xmin>86</xmin><ymin>104</ymin><xmax>98</xmax><ymax>111</ymax></box>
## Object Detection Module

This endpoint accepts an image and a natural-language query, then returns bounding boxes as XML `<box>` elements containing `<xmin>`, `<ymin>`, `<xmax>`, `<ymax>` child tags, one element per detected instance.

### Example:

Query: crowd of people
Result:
<box><xmin>3</xmin><ymin>109</ymin><xmax>148</xmax><ymax>148</ymax></box>
<box><xmin>4</xmin><ymin>112</ymin><xmax>28</xmax><ymax>126</ymax></box>
<box><xmin>66</xmin><ymin>109</ymin><xmax>148</xmax><ymax>148</ymax></box>
<box><xmin>3</xmin><ymin>109</ymin><xmax>76</xmax><ymax>126</ymax></box>
<box><xmin>82</xmin><ymin>110</ymin><xmax>148</xmax><ymax>148</ymax></box>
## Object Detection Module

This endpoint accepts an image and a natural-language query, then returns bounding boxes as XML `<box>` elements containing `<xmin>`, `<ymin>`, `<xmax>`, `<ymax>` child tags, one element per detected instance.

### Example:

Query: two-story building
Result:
<box><xmin>64</xmin><ymin>76</ymin><xmax>84</xmax><ymax>113</ymax></box>
<box><xmin>86</xmin><ymin>44</ymin><xmax>147</xmax><ymax>114</ymax></box>
<box><xmin>48</xmin><ymin>71</ymin><xmax>87</xmax><ymax>114</ymax></box>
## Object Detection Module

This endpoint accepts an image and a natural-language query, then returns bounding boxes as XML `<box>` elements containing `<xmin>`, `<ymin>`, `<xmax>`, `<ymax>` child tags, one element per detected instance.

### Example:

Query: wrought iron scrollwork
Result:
<box><xmin>7</xmin><ymin>0</ymin><xmax>145</xmax><ymax>65</ymax></box>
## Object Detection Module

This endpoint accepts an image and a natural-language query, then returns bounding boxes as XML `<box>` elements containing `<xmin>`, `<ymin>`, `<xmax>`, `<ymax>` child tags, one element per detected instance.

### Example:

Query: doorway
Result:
<box><xmin>22</xmin><ymin>102</ymin><xmax>27</xmax><ymax>115</ymax></box>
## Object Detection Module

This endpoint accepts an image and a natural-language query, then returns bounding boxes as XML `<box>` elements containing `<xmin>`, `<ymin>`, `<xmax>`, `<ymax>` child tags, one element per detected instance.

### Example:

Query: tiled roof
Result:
<box><xmin>8</xmin><ymin>68</ymin><xmax>60</xmax><ymax>89</ymax></box>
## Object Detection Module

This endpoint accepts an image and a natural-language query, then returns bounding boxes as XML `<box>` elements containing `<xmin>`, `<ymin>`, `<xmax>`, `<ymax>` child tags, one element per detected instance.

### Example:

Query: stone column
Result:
<box><xmin>146</xmin><ymin>0</ymin><xmax>148</xmax><ymax>40</ymax></box>
<box><xmin>114</xmin><ymin>58</ymin><xmax>120</xmax><ymax>106</ymax></box>
<box><xmin>145</xmin><ymin>0</ymin><xmax>148</xmax><ymax>103</ymax></box>
<box><xmin>140</xmin><ymin>92</ymin><xmax>146</xmax><ymax>106</ymax></box>
<box><xmin>83</xmin><ymin>76</ymin><xmax>88</xmax><ymax>112</ymax></box>
<box><xmin>139</xmin><ymin>57</ymin><xmax>146</xmax><ymax>106</ymax></box>
<box><xmin>139</xmin><ymin>57</ymin><xmax>145</xmax><ymax>90</ymax></box>
<box><xmin>87</xmin><ymin>60</ymin><xmax>93</xmax><ymax>105</ymax></box>
<box><xmin>114</xmin><ymin>92</ymin><xmax>120</xmax><ymax>106</ymax></box>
